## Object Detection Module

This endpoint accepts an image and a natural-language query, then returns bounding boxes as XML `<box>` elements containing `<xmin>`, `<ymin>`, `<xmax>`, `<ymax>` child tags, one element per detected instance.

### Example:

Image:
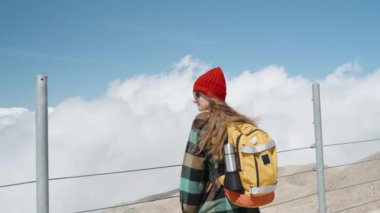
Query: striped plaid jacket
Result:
<box><xmin>179</xmin><ymin>112</ymin><xmax>260</xmax><ymax>213</ymax></box>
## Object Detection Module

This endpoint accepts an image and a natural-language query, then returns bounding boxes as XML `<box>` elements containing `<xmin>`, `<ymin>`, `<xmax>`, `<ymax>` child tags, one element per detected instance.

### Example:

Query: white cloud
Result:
<box><xmin>0</xmin><ymin>107</ymin><xmax>28</xmax><ymax>130</ymax></box>
<box><xmin>0</xmin><ymin>55</ymin><xmax>379</xmax><ymax>212</ymax></box>
<box><xmin>106</xmin><ymin>55</ymin><xmax>210</xmax><ymax>114</ymax></box>
<box><xmin>325</xmin><ymin>60</ymin><xmax>362</xmax><ymax>84</ymax></box>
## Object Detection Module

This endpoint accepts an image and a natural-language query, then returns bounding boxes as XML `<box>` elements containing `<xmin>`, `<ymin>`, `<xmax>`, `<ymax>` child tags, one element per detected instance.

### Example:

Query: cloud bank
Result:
<box><xmin>0</xmin><ymin>56</ymin><xmax>379</xmax><ymax>212</ymax></box>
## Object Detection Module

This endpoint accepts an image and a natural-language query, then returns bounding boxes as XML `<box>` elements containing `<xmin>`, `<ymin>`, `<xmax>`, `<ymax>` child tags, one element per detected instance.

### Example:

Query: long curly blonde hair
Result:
<box><xmin>197</xmin><ymin>96</ymin><xmax>256</xmax><ymax>160</ymax></box>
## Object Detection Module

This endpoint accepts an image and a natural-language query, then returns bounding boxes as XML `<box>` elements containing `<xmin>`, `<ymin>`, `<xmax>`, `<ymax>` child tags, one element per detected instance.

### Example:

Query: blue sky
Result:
<box><xmin>1</xmin><ymin>0</ymin><xmax>379</xmax><ymax>108</ymax></box>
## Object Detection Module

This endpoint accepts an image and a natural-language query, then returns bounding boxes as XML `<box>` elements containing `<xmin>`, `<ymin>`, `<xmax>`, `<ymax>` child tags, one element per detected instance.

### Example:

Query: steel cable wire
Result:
<box><xmin>76</xmin><ymin>168</ymin><xmax>318</xmax><ymax>212</ymax></box>
<box><xmin>50</xmin><ymin>164</ymin><xmax>182</xmax><ymax>181</ymax></box>
<box><xmin>323</xmin><ymin>138</ymin><xmax>380</xmax><ymax>148</ymax></box>
<box><xmin>277</xmin><ymin>146</ymin><xmax>314</xmax><ymax>154</ymax></box>
<box><xmin>0</xmin><ymin>154</ymin><xmax>313</xmax><ymax>189</ymax></box>
<box><xmin>261</xmin><ymin>192</ymin><xmax>318</xmax><ymax>209</ymax></box>
<box><xmin>78</xmin><ymin>191</ymin><xmax>319</xmax><ymax>212</ymax></box>
<box><xmin>278</xmin><ymin>169</ymin><xmax>315</xmax><ymax>179</ymax></box>
<box><xmin>32</xmin><ymin>145</ymin><xmax>319</xmax><ymax>183</ymax></box>
<box><xmin>325</xmin><ymin>158</ymin><xmax>380</xmax><ymax>170</ymax></box>
<box><xmin>77</xmin><ymin>175</ymin><xmax>380</xmax><ymax>212</ymax></box>
<box><xmin>0</xmin><ymin>145</ymin><xmax>315</xmax><ymax>189</ymax></box>
<box><xmin>74</xmin><ymin>195</ymin><xmax>180</xmax><ymax>213</ymax></box>
<box><xmin>2</xmin><ymin>138</ymin><xmax>380</xmax><ymax>212</ymax></box>
<box><xmin>0</xmin><ymin>164</ymin><xmax>181</xmax><ymax>189</ymax></box>
<box><xmin>326</xmin><ymin>177</ymin><xmax>380</xmax><ymax>193</ymax></box>
<box><xmin>0</xmin><ymin>180</ymin><xmax>36</xmax><ymax>189</ymax></box>
<box><xmin>2</xmin><ymin>146</ymin><xmax>376</xmax><ymax>189</ymax></box>
<box><xmin>332</xmin><ymin>197</ymin><xmax>380</xmax><ymax>213</ymax></box>
<box><xmin>1</xmin><ymin>143</ymin><xmax>378</xmax><ymax>189</ymax></box>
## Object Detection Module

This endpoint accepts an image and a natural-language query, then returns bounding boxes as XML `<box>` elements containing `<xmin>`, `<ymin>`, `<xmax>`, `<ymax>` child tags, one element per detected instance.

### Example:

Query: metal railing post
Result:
<box><xmin>36</xmin><ymin>75</ymin><xmax>49</xmax><ymax>213</ymax></box>
<box><xmin>312</xmin><ymin>83</ymin><xmax>326</xmax><ymax>213</ymax></box>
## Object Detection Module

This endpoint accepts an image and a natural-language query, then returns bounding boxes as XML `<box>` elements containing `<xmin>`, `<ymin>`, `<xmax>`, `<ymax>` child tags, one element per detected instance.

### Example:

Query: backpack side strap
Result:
<box><xmin>250</xmin><ymin>183</ymin><xmax>277</xmax><ymax>194</ymax></box>
<box><xmin>241</xmin><ymin>140</ymin><xmax>276</xmax><ymax>154</ymax></box>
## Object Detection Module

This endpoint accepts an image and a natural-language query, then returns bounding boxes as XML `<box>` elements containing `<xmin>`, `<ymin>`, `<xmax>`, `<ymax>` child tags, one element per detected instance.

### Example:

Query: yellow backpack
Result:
<box><xmin>216</xmin><ymin>122</ymin><xmax>278</xmax><ymax>208</ymax></box>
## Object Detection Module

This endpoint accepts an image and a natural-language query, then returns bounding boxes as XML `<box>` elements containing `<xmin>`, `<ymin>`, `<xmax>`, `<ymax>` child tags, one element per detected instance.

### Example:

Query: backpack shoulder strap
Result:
<box><xmin>207</xmin><ymin>132</ymin><xmax>229</xmax><ymax>191</ymax></box>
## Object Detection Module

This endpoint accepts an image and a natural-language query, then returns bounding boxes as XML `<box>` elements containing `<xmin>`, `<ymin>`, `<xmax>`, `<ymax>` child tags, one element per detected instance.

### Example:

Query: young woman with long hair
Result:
<box><xmin>180</xmin><ymin>67</ymin><xmax>260</xmax><ymax>213</ymax></box>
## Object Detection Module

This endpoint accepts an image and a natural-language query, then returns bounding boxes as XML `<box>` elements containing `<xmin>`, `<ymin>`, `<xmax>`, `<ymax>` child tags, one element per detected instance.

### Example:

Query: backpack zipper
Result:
<box><xmin>254</xmin><ymin>157</ymin><xmax>260</xmax><ymax>187</ymax></box>
<box><xmin>247</xmin><ymin>129</ymin><xmax>260</xmax><ymax>187</ymax></box>
<box><xmin>236</xmin><ymin>134</ymin><xmax>243</xmax><ymax>171</ymax></box>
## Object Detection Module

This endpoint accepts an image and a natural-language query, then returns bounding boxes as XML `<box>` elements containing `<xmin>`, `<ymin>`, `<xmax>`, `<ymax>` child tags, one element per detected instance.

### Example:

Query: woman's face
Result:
<box><xmin>193</xmin><ymin>92</ymin><xmax>210</xmax><ymax>111</ymax></box>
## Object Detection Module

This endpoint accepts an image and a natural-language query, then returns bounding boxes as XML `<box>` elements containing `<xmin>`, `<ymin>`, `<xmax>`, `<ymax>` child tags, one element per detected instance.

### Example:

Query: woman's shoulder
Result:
<box><xmin>191</xmin><ymin>111</ymin><xmax>209</xmax><ymax>129</ymax></box>
<box><xmin>195</xmin><ymin>110</ymin><xmax>209</xmax><ymax>120</ymax></box>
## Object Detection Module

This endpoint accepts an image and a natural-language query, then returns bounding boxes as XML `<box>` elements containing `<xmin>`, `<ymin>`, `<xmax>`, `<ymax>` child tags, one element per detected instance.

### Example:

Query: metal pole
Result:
<box><xmin>36</xmin><ymin>75</ymin><xmax>49</xmax><ymax>213</ymax></box>
<box><xmin>312</xmin><ymin>83</ymin><xmax>326</xmax><ymax>213</ymax></box>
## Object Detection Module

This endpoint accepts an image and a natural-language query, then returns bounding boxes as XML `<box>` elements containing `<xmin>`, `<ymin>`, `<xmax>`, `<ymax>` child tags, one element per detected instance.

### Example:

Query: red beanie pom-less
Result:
<box><xmin>193</xmin><ymin>67</ymin><xmax>227</xmax><ymax>101</ymax></box>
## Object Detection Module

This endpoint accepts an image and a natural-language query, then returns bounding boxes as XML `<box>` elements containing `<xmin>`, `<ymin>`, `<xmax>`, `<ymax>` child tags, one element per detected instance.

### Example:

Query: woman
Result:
<box><xmin>180</xmin><ymin>67</ymin><xmax>260</xmax><ymax>213</ymax></box>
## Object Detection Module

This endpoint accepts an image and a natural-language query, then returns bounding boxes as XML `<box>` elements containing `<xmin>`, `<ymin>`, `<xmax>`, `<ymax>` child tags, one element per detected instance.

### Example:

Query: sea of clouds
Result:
<box><xmin>1</xmin><ymin>55</ymin><xmax>379</xmax><ymax>212</ymax></box>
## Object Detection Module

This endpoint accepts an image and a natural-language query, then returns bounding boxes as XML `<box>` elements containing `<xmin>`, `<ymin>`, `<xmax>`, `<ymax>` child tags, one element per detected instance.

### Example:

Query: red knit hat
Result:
<box><xmin>193</xmin><ymin>67</ymin><xmax>227</xmax><ymax>101</ymax></box>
